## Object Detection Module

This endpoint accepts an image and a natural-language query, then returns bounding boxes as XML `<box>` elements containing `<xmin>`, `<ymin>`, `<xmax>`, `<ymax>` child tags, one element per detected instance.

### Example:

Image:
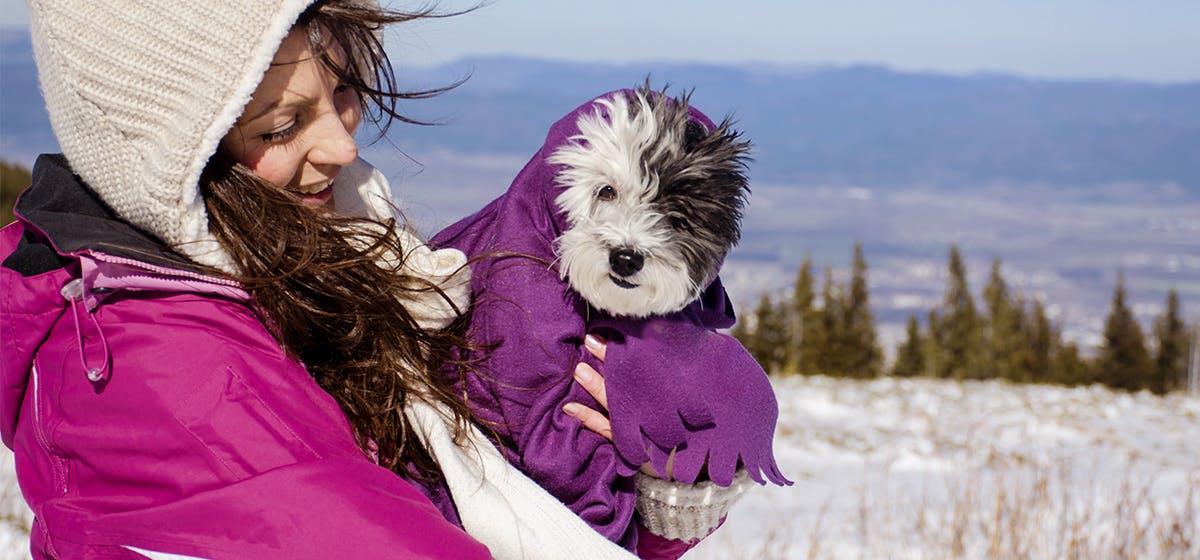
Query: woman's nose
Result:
<box><xmin>307</xmin><ymin>112</ymin><xmax>359</xmax><ymax>167</ymax></box>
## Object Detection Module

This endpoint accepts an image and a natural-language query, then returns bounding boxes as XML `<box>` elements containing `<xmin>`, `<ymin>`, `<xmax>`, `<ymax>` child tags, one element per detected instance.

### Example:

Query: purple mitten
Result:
<box><xmin>589</xmin><ymin>280</ymin><xmax>791</xmax><ymax>487</ymax></box>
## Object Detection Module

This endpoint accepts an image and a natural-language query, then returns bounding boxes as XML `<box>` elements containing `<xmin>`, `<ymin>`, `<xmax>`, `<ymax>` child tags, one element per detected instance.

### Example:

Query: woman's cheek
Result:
<box><xmin>247</xmin><ymin>147</ymin><xmax>300</xmax><ymax>187</ymax></box>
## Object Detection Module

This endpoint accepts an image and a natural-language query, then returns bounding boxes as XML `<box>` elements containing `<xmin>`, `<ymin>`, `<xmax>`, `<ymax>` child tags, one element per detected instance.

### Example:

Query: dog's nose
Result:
<box><xmin>609</xmin><ymin>248</ymin><xmax>644</xmax><ymax>277</ymax></box>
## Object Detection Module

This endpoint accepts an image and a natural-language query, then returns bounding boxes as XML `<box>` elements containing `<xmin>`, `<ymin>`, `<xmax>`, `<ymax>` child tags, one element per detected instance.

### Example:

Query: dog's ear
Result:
<box><xmin>684</xmin><ymin>120</ymin><xmax>707</xmax><ymax>152</ymax></box>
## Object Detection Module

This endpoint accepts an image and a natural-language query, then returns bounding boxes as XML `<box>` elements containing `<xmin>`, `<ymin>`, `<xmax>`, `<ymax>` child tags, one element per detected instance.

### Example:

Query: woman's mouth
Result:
<box><xmin>295</xmin><ymin>182</ymin><xmax>334</xmax><ymax>208</ymax></box>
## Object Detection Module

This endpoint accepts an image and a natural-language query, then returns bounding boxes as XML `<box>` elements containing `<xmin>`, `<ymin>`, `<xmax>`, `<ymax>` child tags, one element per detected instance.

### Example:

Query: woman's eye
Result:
<box><xmin>260</xmin><ymin>119</ymin><xmax>302</xmax><ymax>143</ymax></box>
<box><xmin>596</xmin><ymin>185</ymin><xmax>617</xmax><ymax>201</ymax></box>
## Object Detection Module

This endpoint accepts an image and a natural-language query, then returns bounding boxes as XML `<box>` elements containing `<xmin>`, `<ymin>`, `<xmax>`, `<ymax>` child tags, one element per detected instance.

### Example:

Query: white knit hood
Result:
<box><xmin>29</xmin><ymin>0</ymin><xmax>316</xmax><ymax>272</ymax></box>
<box><xmin>28</xmin><ymin>0</ymin><xmax>469</xmax><ymax>328</ymax></box>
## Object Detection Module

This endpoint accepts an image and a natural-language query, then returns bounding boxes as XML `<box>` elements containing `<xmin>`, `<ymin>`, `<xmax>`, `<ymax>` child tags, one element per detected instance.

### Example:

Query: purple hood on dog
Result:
<box><xmin>432</xmin><ymin>90</ymin><xmax>790</xmax><ymax>548</ymax></box>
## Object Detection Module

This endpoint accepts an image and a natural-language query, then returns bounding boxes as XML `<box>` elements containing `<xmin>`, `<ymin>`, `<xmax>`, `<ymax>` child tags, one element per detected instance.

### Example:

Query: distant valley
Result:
<box><xmin>3</xmin><ymin>29</ymin><xmax>1197</xmax><ymax>352</ymax></box>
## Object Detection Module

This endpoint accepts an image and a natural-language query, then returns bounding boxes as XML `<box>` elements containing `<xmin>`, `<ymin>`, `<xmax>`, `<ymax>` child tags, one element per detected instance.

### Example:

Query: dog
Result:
<box><xmin>549</xmin><ymin>88</ymin><xmax>750</xmax><ymax>318</ymax></box>
<box><xmin>432</xmin><ymin>85</ymin><xmax>790</xmax><ymax>549</ymax></box>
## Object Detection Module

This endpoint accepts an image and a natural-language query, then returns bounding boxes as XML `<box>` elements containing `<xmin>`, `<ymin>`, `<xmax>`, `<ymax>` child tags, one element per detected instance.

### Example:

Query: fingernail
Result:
<box><xmin>584</xmin><ymin>333</ymin><xmax>604</xmax><ymax>351</ymax></box>
<box><xmin>574</xmin><ymin>363</ymin><xmax>592</xmax><ymax>384</ymax></box>
<box><xmin>563</xmin><ymin>403</ymin><xmax>581</xmax><ymax>417</ymax></box>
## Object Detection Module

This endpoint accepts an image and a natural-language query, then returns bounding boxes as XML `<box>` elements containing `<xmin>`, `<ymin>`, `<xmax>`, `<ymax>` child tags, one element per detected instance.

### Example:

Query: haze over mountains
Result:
<box><xmin>4</xmin><ymin>29</ymin><xmax>1198</xmax><ymax>190</ymax></box>
<box><xmin>3</xmin><ymin>28</ymin><xmax>1197</xmax><ymax>348</ymax></box>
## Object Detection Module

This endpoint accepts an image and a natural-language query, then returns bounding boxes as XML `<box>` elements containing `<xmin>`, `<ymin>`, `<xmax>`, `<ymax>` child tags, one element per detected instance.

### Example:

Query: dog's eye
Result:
<box><xmin>596</xmin><ymin>185</ymin><xmax>617</xmax><ymax>201</ymax></box>
<box><xmin>668</xmin><ymin>216</ymin><xmax>688</xmax><ymax>231</ymax></box>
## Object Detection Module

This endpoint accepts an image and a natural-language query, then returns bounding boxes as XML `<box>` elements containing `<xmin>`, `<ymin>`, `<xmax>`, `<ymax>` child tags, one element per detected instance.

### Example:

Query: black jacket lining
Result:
<box><xmin>3</xmin><ymin>153</ymin><xmax>208</xmax><ymax>276</ymax></box>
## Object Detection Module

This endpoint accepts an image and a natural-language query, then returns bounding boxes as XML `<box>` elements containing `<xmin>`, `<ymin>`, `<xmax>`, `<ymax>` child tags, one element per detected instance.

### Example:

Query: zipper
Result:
<box><xmin>88</xmin><ymin>252</ymin><xmax>242</xmax><ymax>288</ymax></box>
<box><xmin>15</xmin><ymin>212</ymin><xmax>240</xmax><ymax>289</ymax></box>
<box><xmin>29</xmin><ymin>364</ymin><xmax>69</xmax><ymax>496</ymax></box>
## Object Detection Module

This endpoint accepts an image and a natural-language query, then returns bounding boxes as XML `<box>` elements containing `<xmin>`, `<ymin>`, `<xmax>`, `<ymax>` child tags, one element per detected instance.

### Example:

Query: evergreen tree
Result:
<box><xmin>1151</xmin><ymin>289</ymin><xmax>1188</xmax><ymax>394</ymax></box>
<box><xmin>891</xmin><ymin>314</ymin><xmax>925</xmax><ymax>377</ymax></box>
<box><xmin>746</xmin><ymin>293</ymin><xmax>790</xmax><ymax>374</ymax></box>
<box><xmin>1094</xmin><ymin>272</ymin><xmax>1152</xmax><ymax>391</ymax></box>
<box><xmin>790</xmin><ymin>256</ymin><xmax>818</xmax><ymax>374</ymax></box>
<box><xmin>982</xmin><ymin>258</ymin><xmax>1027</xmax><ymax>380</ymax></box>
<box><xmin>1026</xmin><ymin>299</ymin><xmax>1053</xmax><ymax>383</ymax></box>
<box><xmin>923</xmin><ymin>309</ymin><xmax>941</xmax><ymax>377</ymax></box>
<box><xmin>840</xmin><ymin>242</ymin><xmax>882</xmax><ymax>378</ymax></box>
<box><xmin>815</xmin><ymin>266</ymin><xmax>844</xmax><ymax>375</ymax></box>
<box><xmin>1</xmin><ymin>160</ymin><xmax>33</xmax><ymax>226</ymax></box>
<box><xmin>1052</xmin><ymin>340</ymin><xmax>1091</xmax><ymax>386</ymax></box>
<box><xmin>730</xmin><ymin>313</ymin><xmax>751</xmax><ymax>347</ymax></box>
<box><xmin>933</xmin><ymin>245</ymin><xmax>983</xmax><ymax>379</ymax></box>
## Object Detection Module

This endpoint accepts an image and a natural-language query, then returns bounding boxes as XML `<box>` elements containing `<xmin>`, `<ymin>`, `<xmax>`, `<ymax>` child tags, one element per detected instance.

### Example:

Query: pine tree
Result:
<box><xmin>1151</xmin><ymin>289</ymin><xmax>1189</xmax><ymax>394</ymax></box>
<box><xmin>790</xmin><ymin>257</ymin><xmax>818</xmax><ymax>374</ymax></box>
<box><xmin>1026</xmin><ymin>299</ymin><xmax>1053</xmax><ymax>383</ymax></box>
<box><xmin>1094</xmin><ymin>272</ymin><xmax>1152</xmax><ymax>391</ymax></box>
<box><xmin>841</xmin><ymin>242</ymin><xmax>882</xmax><ymax>378</ymax></box>
<box><xmin>746</xmin><ymin>293</ymin><xmax>790</xmax><ymax>374</ymax></box>
<box><xmin>891</xmin><ymin>314</ymin><xmax>925</xmax><ymax>377</ymax></box>
<box><xmin>731</xmin><ymin>314</ymin><xmax>751</xmax><ymax>347</ymax></box>
<box><xmin>923</xmin><ymin>309</ymin><xmax>941</xmax><ymax>377</ymax></box>
<box><xmin>982</xmin><ymin>258</ymin><xmax>1027</xmax><ymax>380</ymax></box>
<box><xmin>815</xmin><ymin>266</ymin><xmax>844</xmax><ymax>375</ymax></box>
<box><xmin>933</xmin><ymin>245</ymin><xmax>983</xmax><ymax>379</ymax></box>
<box><xmin>1052</xmin><ymin>340</ymin><xmax>1091</xmax><ymax>386</ymax></box>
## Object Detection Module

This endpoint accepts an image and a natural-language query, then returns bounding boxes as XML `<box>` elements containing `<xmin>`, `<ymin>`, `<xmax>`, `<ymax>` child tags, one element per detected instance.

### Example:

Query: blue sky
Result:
<box><xmin>3</xmin><ymin>0</ymin><xmax>1197</xmax><ymax>82</ymax></box>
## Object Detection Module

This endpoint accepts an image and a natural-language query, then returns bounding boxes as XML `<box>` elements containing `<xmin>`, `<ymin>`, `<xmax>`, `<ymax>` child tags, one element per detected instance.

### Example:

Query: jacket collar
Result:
<box><xmin>12</xmin><ymin>153</ymin><xmax>209</xmax><ymax>276</ymax></box>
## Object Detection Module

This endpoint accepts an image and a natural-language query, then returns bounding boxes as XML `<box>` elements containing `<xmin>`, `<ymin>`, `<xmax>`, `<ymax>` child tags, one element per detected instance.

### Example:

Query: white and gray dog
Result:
<box><xmin>549</xmin><ymin>86</ymin><xmax>751</xmax><ymax>317</ymax></box>
<box><xmin>433</xmin><ymin>85</ymin><xmax>787</xmax><ymax>547</ymax></box>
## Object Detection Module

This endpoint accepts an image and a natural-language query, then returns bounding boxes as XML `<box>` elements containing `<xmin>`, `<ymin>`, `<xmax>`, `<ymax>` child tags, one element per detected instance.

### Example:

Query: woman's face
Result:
<box><xmin>221</xmin><ymin>28</ymin><xmax>363</xmax><ymax>209</ymax></box>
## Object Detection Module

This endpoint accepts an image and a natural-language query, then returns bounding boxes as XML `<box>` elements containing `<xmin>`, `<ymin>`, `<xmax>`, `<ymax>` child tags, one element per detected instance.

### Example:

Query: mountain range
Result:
<box><xmin>3</xmin><ymin>28</ymin><xmax>1198</xmax><ymax>191</ymax></box>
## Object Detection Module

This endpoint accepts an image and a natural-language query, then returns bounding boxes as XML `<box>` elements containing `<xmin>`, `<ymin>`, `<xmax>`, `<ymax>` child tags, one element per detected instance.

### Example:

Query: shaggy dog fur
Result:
<box><xmin>550</xmin><ymin>87</ymin><xmax>751</xmax><ymax>317</ymax></box>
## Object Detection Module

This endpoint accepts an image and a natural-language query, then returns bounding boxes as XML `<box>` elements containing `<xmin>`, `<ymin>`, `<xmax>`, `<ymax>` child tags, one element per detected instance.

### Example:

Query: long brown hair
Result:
<box><xmin>200</xmin><ymin>0</ymin><xmax>474</xmax><ymax>483</ymax></box>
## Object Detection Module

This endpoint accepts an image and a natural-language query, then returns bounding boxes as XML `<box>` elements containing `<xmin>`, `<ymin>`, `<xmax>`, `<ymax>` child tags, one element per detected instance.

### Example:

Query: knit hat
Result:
<box><xmin>29</xmin><ymin>0</ymin><xmax>317</xmax><ymax>272</ymax></box>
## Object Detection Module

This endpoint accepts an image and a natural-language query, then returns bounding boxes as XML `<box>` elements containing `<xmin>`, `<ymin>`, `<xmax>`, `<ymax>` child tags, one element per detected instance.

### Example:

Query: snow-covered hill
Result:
<box><xmin>2</xmin><ymin>377</ymin><xmax>1197</xmax><ymax>559</ymax></box>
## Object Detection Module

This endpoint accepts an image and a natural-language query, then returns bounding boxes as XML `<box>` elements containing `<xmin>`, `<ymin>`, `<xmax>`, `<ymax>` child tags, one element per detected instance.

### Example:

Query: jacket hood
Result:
<box><xmin>12</xmin><ymin>154</ymin><xmax>209</xmax><ymax>275</ymax></box>
<box><xmin>509</xmin><ymin>89</ymin><xmax>719</xmax><ymax>237</ymax></box>
<box><xmin>29</xmin><ymin>0</ymin><xmax>318</xmax><ymax>274</ymax></box>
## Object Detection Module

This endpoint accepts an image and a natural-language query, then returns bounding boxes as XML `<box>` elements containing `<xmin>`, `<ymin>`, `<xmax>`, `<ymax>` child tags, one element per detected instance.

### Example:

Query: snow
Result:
<box><xmin>1</xmin><ymin>376</ymin><xmax>1197</xmax><ymax>559</ymax></box>
<box><xmin>690</xmin><ymin>375</ymin><xmax>1200</xmax><ymax>559</ymax></box>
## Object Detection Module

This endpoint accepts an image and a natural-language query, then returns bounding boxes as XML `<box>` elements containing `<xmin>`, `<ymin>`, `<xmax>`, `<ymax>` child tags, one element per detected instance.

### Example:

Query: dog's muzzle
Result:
<box><xmin>608</xmin><ymin>248</ymin><xmax>644</xmax><ymax>289</ymax></box>
<box><xmin>609</xmin><ymin>248</ymin><xmax>644</xmax><ymax>277</ymax></box>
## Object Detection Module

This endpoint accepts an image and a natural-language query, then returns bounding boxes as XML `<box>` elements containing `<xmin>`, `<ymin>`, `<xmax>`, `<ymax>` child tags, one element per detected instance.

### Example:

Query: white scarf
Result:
<box><xmin>339</xmin><ymin>162</ymin><xmax>632</xmax><ymax>558</ymax></box>
<box><xmin>405</xmin><ymin>401</ymin><xmax>636</xmax><ymax>560</ymax></box>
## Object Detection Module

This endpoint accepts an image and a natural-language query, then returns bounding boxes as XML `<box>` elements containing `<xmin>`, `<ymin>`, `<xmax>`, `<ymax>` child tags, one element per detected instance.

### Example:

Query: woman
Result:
<box><xmin>0</xmin><ymin>0</ymin><xmax>742</xmax><ymax>558</ymax></box>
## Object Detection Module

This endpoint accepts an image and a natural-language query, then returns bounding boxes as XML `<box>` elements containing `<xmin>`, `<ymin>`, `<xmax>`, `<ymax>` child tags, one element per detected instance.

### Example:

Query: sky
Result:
<box><xmin>2</xmin><ymin>0</ymin><xmax>1198</xmax><ymax>82</ymax></box>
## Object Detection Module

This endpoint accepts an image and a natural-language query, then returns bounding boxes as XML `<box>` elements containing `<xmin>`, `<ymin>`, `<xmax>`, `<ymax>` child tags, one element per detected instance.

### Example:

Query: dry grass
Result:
<box><xmin>0</xmin><ymin>428</ymin><xmax>1194</xmax><ymax>559</ymax></box>
<box><xmin>692</xmin><ymin>455</ymin><xmax>1198</xmax><ymax>559</ymax></box>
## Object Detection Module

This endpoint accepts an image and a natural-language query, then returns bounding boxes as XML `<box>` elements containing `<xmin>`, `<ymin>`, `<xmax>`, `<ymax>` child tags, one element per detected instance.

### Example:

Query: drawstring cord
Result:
<box><xmin>60</xmin><ymin>278</ymin><xmax>111</xmax><ymax>383</ymax></box>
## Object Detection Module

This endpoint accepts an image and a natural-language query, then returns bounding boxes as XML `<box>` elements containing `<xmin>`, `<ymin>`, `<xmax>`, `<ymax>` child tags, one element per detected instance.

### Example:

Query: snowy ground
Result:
<box><xmin>2</xmin><ymin>376</ymin><xmax>1198</xmax><ymax>559</ymax></box>
<box><xmin>691</xmin><ymin>376</ymin><xmax>1200</xmax><ymax>559</ymax></box>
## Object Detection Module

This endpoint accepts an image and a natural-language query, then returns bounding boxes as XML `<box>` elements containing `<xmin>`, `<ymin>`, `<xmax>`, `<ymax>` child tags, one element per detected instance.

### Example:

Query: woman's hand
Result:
<box><xmin>563</xmin><ymin>334</ymin><xmax>672</xmax><ymax>479</ymax></box>
<box><xmin>562</xmin><ymin>333</ymin><xmax>613</xmax><ymax>440</ymax></box>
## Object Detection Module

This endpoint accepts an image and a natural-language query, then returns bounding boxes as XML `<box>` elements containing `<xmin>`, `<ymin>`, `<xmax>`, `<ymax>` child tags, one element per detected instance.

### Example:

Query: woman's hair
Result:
<box><xmin>200</xmin><ymin>0</ymin><xmax>474</xmax><ymax>483</ymax></box>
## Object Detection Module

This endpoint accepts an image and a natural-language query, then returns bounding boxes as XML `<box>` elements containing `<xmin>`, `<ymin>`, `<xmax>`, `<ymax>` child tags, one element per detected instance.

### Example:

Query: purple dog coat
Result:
<box><xmin>432</xmin><ymin>90</ymin><xmax>790</xmax><ymax>548</ymax></box>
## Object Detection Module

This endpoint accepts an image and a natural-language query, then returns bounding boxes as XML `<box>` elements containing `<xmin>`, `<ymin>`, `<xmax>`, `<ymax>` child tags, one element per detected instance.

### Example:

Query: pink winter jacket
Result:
<box><xmin>0</xmin><ymin>155</ymin><xmax>494</xmax><ymax>558</ymax></box>
<box><xmin>1</xmin><ymin>155</ymin><xmax>697</xmax><ymax>559</ymax></box>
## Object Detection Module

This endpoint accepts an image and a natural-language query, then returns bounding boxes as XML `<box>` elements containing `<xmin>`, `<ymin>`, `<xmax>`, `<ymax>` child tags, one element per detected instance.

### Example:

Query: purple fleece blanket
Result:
<box><xmin>431</xmin><ymin>90</ymin><xmax>790</xmax><ymax>548</ymax></box>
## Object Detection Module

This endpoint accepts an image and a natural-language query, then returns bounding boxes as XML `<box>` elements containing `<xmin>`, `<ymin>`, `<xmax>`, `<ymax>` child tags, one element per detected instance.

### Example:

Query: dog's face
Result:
<box><xmin>549</xmin><ymin>89</ymin><xmax>751</xmax><ymax>318</ymax></box>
